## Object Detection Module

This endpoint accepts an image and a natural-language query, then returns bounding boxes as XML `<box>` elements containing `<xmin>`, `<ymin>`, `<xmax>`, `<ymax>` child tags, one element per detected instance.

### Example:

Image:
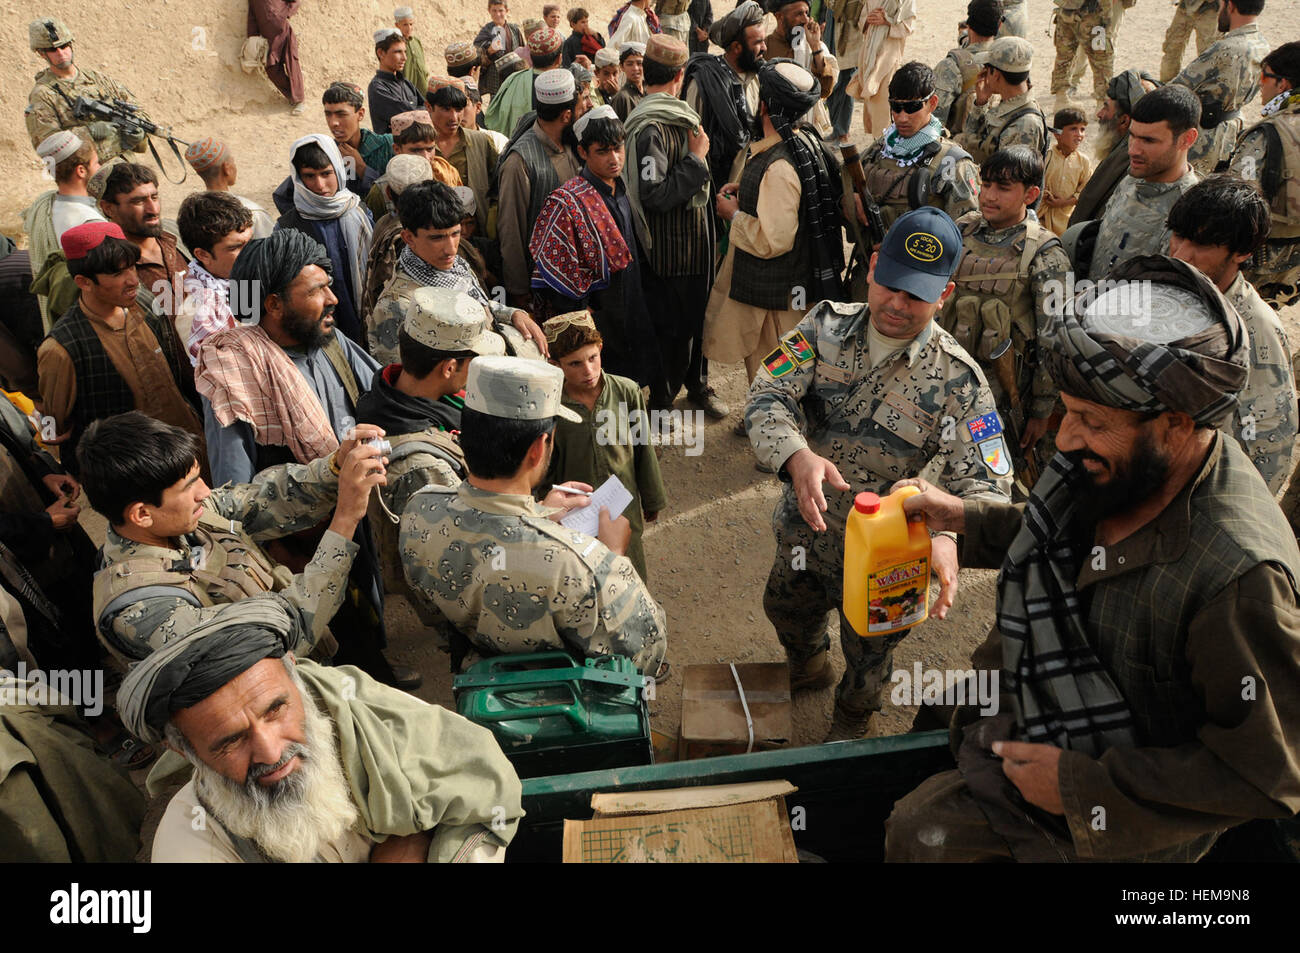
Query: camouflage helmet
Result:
<box><xmin>29</xmin><ymin>17</ymin><xmax>73</xmax><ymax>51</ymax></box>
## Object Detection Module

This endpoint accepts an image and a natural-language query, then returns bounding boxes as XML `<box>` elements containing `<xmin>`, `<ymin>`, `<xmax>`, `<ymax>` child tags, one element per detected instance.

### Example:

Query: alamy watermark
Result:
<box><xmin>890</xmin><ymin>663</ymin><xmax>999</xmax><ymax>716</ymax></box>
<box><xmin>0</xmin><ymin>664</ymin><xmax>104</xmax><ymax>716</ymax></box>
<box><xmin>594</xmin><ymin>401</ymin><xmax>704</xmax><ymax>457</ymax></box>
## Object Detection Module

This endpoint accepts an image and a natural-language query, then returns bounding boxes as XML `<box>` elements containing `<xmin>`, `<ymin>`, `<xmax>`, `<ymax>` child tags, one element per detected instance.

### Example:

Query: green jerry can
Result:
<box><xmin>453</xmin><ymin>652</ymin><xmax>654</xmax><ymax>779</ymax></box>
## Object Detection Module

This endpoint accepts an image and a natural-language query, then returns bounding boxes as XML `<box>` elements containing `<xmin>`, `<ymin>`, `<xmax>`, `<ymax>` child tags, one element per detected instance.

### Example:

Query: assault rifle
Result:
<box><xmin>51</xmin><ymin>84</ymin><xmax>191</xmax><ymax>183</ymax></box>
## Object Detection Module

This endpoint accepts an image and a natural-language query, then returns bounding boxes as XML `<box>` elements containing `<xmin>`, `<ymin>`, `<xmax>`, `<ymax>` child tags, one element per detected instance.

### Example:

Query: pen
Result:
<box><xmin>549</xmin><ymin>484</ymin><xmax>590</xmax><ymax>496</ymax></box>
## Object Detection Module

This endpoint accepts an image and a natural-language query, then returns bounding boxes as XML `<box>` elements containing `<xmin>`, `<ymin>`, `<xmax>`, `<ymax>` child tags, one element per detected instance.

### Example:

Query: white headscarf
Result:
<box><xmin>288</xmin><ymin>134</ymin><xmax>373</xmax><ymax>310</ymax></box>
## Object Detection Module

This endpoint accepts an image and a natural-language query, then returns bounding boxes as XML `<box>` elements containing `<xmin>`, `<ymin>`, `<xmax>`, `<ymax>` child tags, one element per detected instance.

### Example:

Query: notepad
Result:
<box><xmin>559</xmin><ymin>475</ymin><xmax>634</xmax><ymax>537</ymax></box>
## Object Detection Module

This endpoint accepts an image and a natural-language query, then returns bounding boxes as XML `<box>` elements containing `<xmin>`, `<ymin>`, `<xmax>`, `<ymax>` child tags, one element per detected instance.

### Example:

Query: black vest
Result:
<box><xmin>48</xmin><ymin>304</ymin><xmax>195</xmax><ymax>474</ymax></box>
<box><xmin>731</xmin><ymin>139</ymin><xmax>810</xmax><ymax>311</ymax></box>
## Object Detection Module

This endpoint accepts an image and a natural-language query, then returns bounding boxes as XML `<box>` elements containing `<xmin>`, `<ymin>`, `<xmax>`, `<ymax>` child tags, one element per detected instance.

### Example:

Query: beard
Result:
<box><xmin>1094</xmin><ymin>117</ymin><xmax>1121</xmax><ymax>157</ymax></box>
<box><xmin>179</xmin><ymin>665</ymin><xmax>359</xmax><ymax>863</ymax></box>
<box><xmin>282</xmin><ymin>300</ymin><xmax>334</xmax><ymax>349</ymax></box>
<box><xmin>1066</xmin><ymin>431</ymin><xmax>1171</xmax><ymax>523</ymax></box>
<box><xmin>738</xmin><ymin>46</ymin><xmax>764</xmax><ymax>73</ymax></box>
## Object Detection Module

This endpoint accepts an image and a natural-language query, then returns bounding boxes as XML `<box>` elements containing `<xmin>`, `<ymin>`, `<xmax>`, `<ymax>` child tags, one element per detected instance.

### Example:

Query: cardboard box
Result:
<box><xmin>562</xmin><ymin>780</ymin><xmax>799</xmax><ymax>863</ymax></box>
<box><xmin>677</xmin><ymin>662</ymin><xmax>792</xmax><ymax>760</ymax></box>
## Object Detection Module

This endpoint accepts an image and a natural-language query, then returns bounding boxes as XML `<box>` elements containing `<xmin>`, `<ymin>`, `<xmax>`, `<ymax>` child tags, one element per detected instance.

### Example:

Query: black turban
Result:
<box><xmin>229</xmin><ymin>229</ymin><xmax>333</xmax><ymax>322</ymax></box>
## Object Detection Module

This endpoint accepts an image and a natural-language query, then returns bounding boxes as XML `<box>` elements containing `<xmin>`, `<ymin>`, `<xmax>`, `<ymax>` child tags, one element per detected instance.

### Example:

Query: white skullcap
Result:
<box><xmin>394</xmin><ymin>6</ymin><xmax>414</xmax><ymax>19</ymax></box>
<box><xmin>534</xmin><ymin>68</ymin><xmax>577</xmax><ymax>104</ymax></box>
<box><xmin>453</xmin><ymin>185</ymin><xmax>477</xmax><ymax>216</ymax></box>
<box><xmin>37</xmin><ymin>130</ymin><xmax>82</xmax><ymax>164</ymax></box>
<box><xmin>374</xmin><ymin>27</ymin><xmax>402</xmax><ymax>44</ymax></box>
<box><xmin>385</xmin><ymin>154</ymin><xmax>434</xmax><ymax>196</ymax></box>
<box><xmin>619</xmin><ymin>41</ymin><xmax>646</xmax><ymax>55</ymax></box>
<box><xmin>773</xmin><ymin>61</ymin><xmax>816</xmax><ymax>91</ymax></box>
<box><xmin>594</xmin><ymin>48</ymin><xmax>619</xmax><ymax>68</ymax></box>
<box><xmin>1083</xmin><ymin>283</ymin><xmax>1218</xmax><ymax>344</ymax></box>
<box><xmin>573</xmin><ymin>103</ymin><xmax>618</xmax><ymax>141</ymax></box>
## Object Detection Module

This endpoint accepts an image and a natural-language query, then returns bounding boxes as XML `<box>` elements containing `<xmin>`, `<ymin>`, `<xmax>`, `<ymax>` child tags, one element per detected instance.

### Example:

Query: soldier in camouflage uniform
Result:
<box><xmin>25</xmin><ymin>17</ymin><xmax>150</xmax><ymax>164</ymax></box>
<box><xmin>997</xmin><ymin>0</ymin><xmax>1029</xmax><ymax>38</ymax></box>
<box><xmin>400</xmin><ymin>356</ymin><xmax>668</xmax><ymax>676</ymax></box>
<box><xmin>956</xmin><ymin>37</ymin><xmax>1049</xmax><ymax>165</ymax></box>
<box><xmin>1228</xmin><ymin>41</ymin><xmax>1300</xmax><ymax>309</ymax></box>
<box><xmin>77</xmin><ymin>411</ymin><xmax>387</xmax><ymax>662</ymax></box>
<box><xmin>933</xmin><ymin>0</ymin><xmax>999</xmax><ymax>135</ymax></box>
<box><xmin>369</xmin><ymin>181</ymin><xmax>544</xmax><ymax>365</ymax></box>
<box><xmin>1160</xmin><ymin>0</ymin><xmax>1222</xmax><ymax>84</ymax></box>
<box><xmin>745</xmin><ymin>207</ymin><xmax>1013</xmax><ymax>741</ymax></box>
<box><xmin>1166</xmin><ymin>176</ymin><xmax>1297</xmax><ymax>494</ymax></box>
<box><xmin>354</xmin><ymin>287</ymin><xmax>503</xmax><ymax>625</ymax></box>
<box><xmin>1085</xmin><ymin>84</ymin><xmax>1201</xmax><ymax>280</ymax></box>
<box><xmin>940</xmin><ymin>147</ymin><xmax>1072</xmax><ymax>496</ymax></box>
<box><xmin>1171</xmin><ymin>1</ymin><xmax>1269</xmax><ymax>175</ymax></box>
<box><xmin>1050</xmin><ymin>0</ymin><xmax>1114</xmax><ymax>106</ymax></box>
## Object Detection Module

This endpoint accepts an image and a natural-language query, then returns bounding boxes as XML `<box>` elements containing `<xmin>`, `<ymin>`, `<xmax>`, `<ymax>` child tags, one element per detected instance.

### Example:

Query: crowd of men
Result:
<box><xmin>1</xmin><ymin>0</ymin><xmax>1299</xmax><ymax>864</ymax></box>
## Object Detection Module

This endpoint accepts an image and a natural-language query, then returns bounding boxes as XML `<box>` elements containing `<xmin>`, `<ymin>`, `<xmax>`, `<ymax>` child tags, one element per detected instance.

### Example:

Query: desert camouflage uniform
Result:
<box><xmin>25</xmin><ymin>67</ymin><xmax>149</xmax><ymax>163</ymax></box>
<box><xmin>1051</xmin><ymin>0</ymin><xmax>1114</xmax><ymax>105</ymax></box>
<box><xmin>745</xmin><ymin>302</ymin><xmax>1013</xmax><ymax>713</ymax></box>
<box><xmin>940</xmin><ymin>212</ymin><xmax>1071</xmax><ymax>486</ymax></box>
<box><xmin>956</xmin><ymin>90</ymin><xmax>1049</xmax><ymax>165</ymax></box>
<box><xmin>1172</xmin><ymin>23</ymin><xmax>1270</xmax><ymax>175</ymax></box>
<box><xmin>933</xmin><ymin>39</ymin><xmax>992</xmax><ymax>134</ymax></box>
<box><xmin>1160</xmin><ymin>0</ymin><xmax>1222</xmax><ymax>84</ymax></box>
<box><xmin>1228</xmin><ymin>100</ymin><xmax>1300</xmax><ymax>308</ymax></box>
<box><xmin>92</xmin><ymin>454</ymin><xmax>352</xmax><ymax>660</ymax></box>
<box><xmin>1224</xmin><ymin>272</ymin><xmax>1296</xmax><ymax>494</ymax></box>
<box><xmin>998</xmin><ymin>0</ymin><xmax>1029</xmax><ymax>38</ymax></box>
<box><xmin>859</xmin><ymin>136</ymin><xmax>981</xmax><ymax>234</ymax></box>
<box><xmin>400</xmin><ymin>482</ymin><xmax>668</xmax><ymax>675</ymax></box>
<box><xmin>1088</xmin><ymin>166</ymin><xmax>1200</xmax><ymax>279</ymax></box>
<box><xmin>368</xmin><ymin>270</ymin><xmax>539</xmax><ymax>366</ymax></box>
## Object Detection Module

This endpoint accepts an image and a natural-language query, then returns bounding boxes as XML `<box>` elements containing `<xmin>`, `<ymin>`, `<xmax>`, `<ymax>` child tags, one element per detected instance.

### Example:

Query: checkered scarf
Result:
<box><xmin>398</xmin><ymin>246</ymin><xmax>496</xmax><ymax>310</ymax></box>
<box><xmin>761</xmin><ymin>60</ymin><xmax>845</xmax><ymax>301</ymax></box>
<box><xmin>995</xmin><ymin>453</ymin><xmax>1138</xmax><ymax>757</ymax></box>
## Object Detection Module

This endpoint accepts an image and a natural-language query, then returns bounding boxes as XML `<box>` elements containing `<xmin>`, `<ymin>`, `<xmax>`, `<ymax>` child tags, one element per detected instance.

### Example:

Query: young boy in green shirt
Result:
<box><xmin>544</xmin><ymin>310</ymin><xmax>667</xmax><ymax>582</ymax></box>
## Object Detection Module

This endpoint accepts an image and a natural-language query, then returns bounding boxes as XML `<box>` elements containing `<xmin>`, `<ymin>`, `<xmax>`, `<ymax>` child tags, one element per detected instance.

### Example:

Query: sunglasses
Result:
<box><xmin>888</xmin><ymin>98</ymin><xmax>929</xmax><ymax>114</ymax></box>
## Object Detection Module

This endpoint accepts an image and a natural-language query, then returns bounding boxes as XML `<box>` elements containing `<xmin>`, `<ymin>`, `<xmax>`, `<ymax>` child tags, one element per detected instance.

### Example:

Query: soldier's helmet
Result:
<box><xmin>29</xmin><ymin>17</ymin><xmax>74</xmax><ymax>51</ymax></box>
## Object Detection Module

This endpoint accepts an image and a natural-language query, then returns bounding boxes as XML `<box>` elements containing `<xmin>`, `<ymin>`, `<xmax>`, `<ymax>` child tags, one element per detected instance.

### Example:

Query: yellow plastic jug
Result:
<box><xmin>843</xmin><ymin>487</ymin><xmax>930</xmax><ymax>637</ymax></box>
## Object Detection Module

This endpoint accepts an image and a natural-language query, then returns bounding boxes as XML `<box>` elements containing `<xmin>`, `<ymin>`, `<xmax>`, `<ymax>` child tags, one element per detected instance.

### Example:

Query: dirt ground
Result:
<box><xmin>6</xmin><ymin>0</ymin><xmax>1300</xmax><ymax>853</ymax></box>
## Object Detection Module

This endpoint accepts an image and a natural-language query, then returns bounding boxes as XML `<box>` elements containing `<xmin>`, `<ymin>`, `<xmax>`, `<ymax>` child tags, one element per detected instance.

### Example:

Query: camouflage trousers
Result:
<box><xmin>764</xmin><ymin>503</ymin><xmax>911</xmax><ymax>714</ymax></box>
<box><xmin>998</xmin><ymin>0</ymin><xmax>1028</xmax><ymax>38</ymax></box>
<box><xmin>1052</xmin><ymin>8</ymin><xmax>1114</xmax><ymax>103</ymax></box>
<box><xmin>1069</xmin><ymin>0</ymin><xmax>1124</xmax><ymax>87</ymax></box>
<box><xmin>1160</xmin><ymin>3</ymin><xmax>1219</xmax><ymax>83</ymax></box>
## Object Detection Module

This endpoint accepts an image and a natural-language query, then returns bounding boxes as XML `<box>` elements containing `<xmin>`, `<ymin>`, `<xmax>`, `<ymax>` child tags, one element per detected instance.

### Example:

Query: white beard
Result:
<box><xmin>181</xmin><ymin>667</ymin><xmax>360</xmax><ymax>863</ymax></box>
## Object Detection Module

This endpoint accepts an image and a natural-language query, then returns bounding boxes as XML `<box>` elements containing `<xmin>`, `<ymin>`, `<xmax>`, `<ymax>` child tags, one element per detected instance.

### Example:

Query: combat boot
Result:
<box><xmin>789</xmin><ymin>650</ymin><xmax>835</xmax><ymax>692</ymax></box>
<box><xmin>823</xmin><ymin>702</ymin><xmax>873</xmax><ymax>742</ymax></box>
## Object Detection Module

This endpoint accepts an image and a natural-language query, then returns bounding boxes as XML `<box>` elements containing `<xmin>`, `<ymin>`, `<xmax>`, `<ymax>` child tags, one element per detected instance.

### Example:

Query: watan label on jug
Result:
<box><xmin>866</xmin><ymin>557</ymin><xmax>929</xmax><ymax>633</ymax></box>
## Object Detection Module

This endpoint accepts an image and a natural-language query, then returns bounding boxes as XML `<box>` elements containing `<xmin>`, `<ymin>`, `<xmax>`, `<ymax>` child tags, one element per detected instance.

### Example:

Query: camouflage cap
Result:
<box><xmin>405</xmin><ymin>287</ymin><xmax>506</xmax><ymax>356</ymax></box>
<box><xmin>30</xmin><ymin>16</ymin><xmax>73</xmax><ymax>50</ymax></box>
<box><xmin>465</xmin><ymin>356</ymin><xmax>583</xmax><ymax>422</ymax></box>
<box><xmin>980</xmin><ymin>36</ymin><xmax>1033</xmax><ymax>73</ymax></box>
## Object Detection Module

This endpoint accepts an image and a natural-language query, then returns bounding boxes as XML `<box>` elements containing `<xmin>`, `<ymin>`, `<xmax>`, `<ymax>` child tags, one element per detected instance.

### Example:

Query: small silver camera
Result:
<box><xmin>363</xmin><ymin>437</ymin><xmax>392</xmax><ymax>456</ymax></box>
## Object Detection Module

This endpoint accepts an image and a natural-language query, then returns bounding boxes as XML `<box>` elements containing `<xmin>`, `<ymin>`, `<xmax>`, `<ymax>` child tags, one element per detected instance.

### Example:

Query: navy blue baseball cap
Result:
<box><xmin>872</xmin><ymin>207</ymin><xmax>963</xmax><ymax>303</ymax></box>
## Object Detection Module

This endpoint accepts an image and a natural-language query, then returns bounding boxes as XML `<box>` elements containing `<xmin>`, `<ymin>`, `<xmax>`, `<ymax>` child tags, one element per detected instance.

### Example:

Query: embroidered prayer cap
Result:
<box><xmin>394</xmin><ymin>5</ymin><xmax>414</xmax><ymax>20</ymax></box>
<box><xmin>374</xmin><ymin>26</ymin><xmax>403</xmax><ymax>45</ymax></box>
<box><xmin>465</xmin><ymin>355</ymin><xmax>583</xmax><ymax>422</ymax></box>
<box><xmin>534</xmin><ymin>67</ymin><xmax>577</xmax><ymax>104</ymax></box>
<box><xmin>542</xmin><ymin>309</ymin><xmax>598</xmax><ymax>344</ymax></box>
<box><xmin>386</xmin><ymin>153</ymin><xmax>434</xmax><ymax>195</ymax></box>
<box><xmin>445</xmin><ymin>40</ymin><xmax>478</xmax><ymax>67</ymax></box>
<box><xmin>644</xmin><ymin>34</ymin><xmax>688</xmax><ymax>68</ymax></box>
<box><xmin>389</xmin><ymin>109</ymin><xmax>431</xmax><ymax>135</ymax></box>
<box><xmin>619</xmin><ymin>41</ymin><xmax>646</xmax><ymax>58</ymax></box>
<box><xmin>463</xmin><ymin>78</ymin><xmax>482</xmax><ymax>102</ymax></box>
<box><xmin>522</xmin><ymin>18</ymin><xmax>545</xmax><ymax>37</ymax></box>
<box><xmin>1042</xmin><ymin>255</ymin><xmax>1249</xmax><ymax>428</ymax></box>
<box><xmin>36</xmin><ymin>129</ymin><xmax>82</xmax><ymax>165</ymax></box>
<box><xmin>183</xmin><ymin>135</ymin><xmax>230</xmax><ymax>174</ymax></box>
<box><xmin>594</xmin><ymin>47</ymin><xmax>620</xmax><ymax>68</ymax></box>
<box><xmin>60</xmin><ymin>221</ymin><xmax>126</xmax><ymax>260</ymax></box>
<box><xmin>979</xmin><ymin>35</ymin><xmax>1033</xmax><ymax>72</ymax></box>
<box><xmin>573</xmin><ymin>103</ymin><xmax>618</xmax><ymax>141</ymax></box>
<box><xmin>710</xmin><ymin>0</ymin><xmax>764</xmax><ymax>49</ymax></box>
<box><xmin>871</xmin><ymin>206</ymin><xmax>963</xmax><ymax>303</ymax></box>
<box><xmin>405</xmin><ymin>287</ymin><xmax>505</xmax><ymax>355</ymax></box>
<box><xmin>496</xmin><ymin>50</ymin><xmax>526</xmax><ymax>77</ymax></box>
<box><xmin>453</xmin><ymin>185</ymin><xmax>477</xmax><ymax>216</ymax></box>
<box><xmin>528</xmin><ymin>25</ymin><xmax>563</xmax><ymax>55</ymax></box>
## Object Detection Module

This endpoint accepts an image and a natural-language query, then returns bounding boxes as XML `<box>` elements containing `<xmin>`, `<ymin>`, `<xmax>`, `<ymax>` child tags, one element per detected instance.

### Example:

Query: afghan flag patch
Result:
<box><xmin>763</xmin><ymin>345</ymin><xmax>797</xmax><ymax>378</ymax></box>
<box><xmin>783</xmin><ymin>330</ymin><xmax>815</xmax><ymax>365</ymax></box>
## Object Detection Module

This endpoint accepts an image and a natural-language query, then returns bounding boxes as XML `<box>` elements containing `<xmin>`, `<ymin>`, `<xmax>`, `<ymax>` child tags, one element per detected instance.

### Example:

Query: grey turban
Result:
<box><xmin>710</xmin><ymin>0</ymin><xmax>764</xmax><ymax>48</ymax></box>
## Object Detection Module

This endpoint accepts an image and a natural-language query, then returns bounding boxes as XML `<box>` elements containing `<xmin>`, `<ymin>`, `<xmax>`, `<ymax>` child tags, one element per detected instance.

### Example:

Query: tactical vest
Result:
<box><xmin>939</xmin><ymin>213</ymin><xmax>1059</xmax><ymax>401</ymax></box>
<box><xmin>943</xmin><ymin>48</ymin><xmax>981</xmax><ymax>134</ymax></box>
<box><xmin>1249</xmin><ymin>109</ymin><xmax>1300</xmax><ymax>239</ymax></box>
<box><xmin>369</xmin><ymin>429</ymin><xmax>467</xmax><ymax>595</ymax></box>
<box><xmin>92</xmin><ymin>508</ymin><xmax>293</xmax><ymax>659</ymax></box>
<box><xmin>731</xmin><ymin>138</ymin><xmax>812</xmax><ymax>311</ymax></box>
<box><xmin>863</xmin><ymin>138</ymin><xmax>971</xmax><ymax>231</ymax></box>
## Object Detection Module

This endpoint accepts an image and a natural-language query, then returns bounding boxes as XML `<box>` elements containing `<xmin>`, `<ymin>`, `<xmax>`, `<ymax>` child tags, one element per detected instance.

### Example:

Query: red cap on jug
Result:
<box><xmin>854</xmin><ymin>492</ymin><xmax>880</xmax><ymax>514</ymax></box>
